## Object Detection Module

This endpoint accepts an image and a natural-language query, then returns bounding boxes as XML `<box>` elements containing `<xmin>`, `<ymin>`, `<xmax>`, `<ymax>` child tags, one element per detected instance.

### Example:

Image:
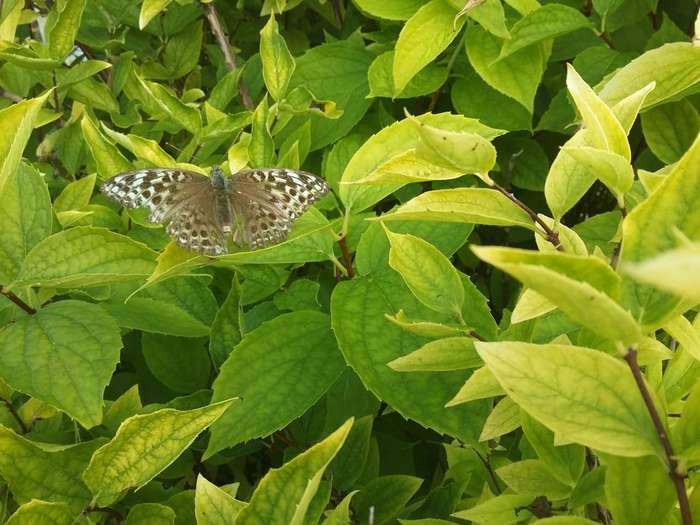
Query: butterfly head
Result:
<box><xmin>210</xmin><ymin>165</ymin><xmax>226</xmax><ymax>190</ymax></box>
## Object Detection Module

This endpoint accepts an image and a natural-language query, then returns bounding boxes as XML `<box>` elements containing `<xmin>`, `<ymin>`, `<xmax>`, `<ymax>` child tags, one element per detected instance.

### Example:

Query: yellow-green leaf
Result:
<box><xmin>83</xmin><ymin>400</ymin><xmax>235</xmax><ymax>506</ymax></box>
<box><xmin>446</xmin><ymin>366</ymin><xmax>504</xmax><ymax>406</ymax></box>
<box><xmin>480</xmin><ymin>396</ymin><xmax>521</xmax><ymax>441</ymax></box>
<box><xmin>48</xmin><ymin>0</ymin><xmax>87</xmax><ymax>60</ymax></box>
<box><xmin>389</xmin><ymin>337</ymin><xmax>480</xmax><ymax>372</ymax></box>
<box><xmin>195</xmin><ymin>475</ymin><xmax>245</xmax><ymax>525</ymax></box>
<box><xmin>139</xmin><ymin>0</ymin><xmax>172</xmax><ymax>29</ymax></box>
<box><xmin>476</xmin><ymin>341</ymin><xmax>660</xmax><ymax>457</ymax></box>
<box><xmin>81</xmin><ymin>115</ymin><xmax>132</xmax><ymax>181</ymax></box>
<box><xmin>560</xmin><ymin>147</ymin><xmax>633</xmax><ymax>205</ymax></box>
<box><xmin>5</xmin><ymin>500</ymin><xmax>76</xmax><ymax>525</ymax></box>
<box><xmin>624</xmin><ymin>245</ymin><xmax>700</xmax><ymax>304</ymax></box>
<box><xmin>53</xmin><ymin>173</ymin><xmax>97</xmax><ymax>213</ymax></box>
<box><xmin>260</xmin><ymin>15</ymin><xmax>295</xmax><ymax>101</ymax></box>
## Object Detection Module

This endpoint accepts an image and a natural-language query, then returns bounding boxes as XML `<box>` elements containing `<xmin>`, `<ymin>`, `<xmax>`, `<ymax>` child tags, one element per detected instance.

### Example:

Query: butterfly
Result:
<box><xmin>101</xmin><ymin>166</ymin><xmax>330</xmax><ymax>256</ymax></box>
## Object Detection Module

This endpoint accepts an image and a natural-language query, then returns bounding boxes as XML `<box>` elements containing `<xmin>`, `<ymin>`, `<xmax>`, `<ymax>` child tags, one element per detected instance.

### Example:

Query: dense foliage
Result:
<box><xmin>0</xmin><ymin>0</ymin><xmax>699</xmax><ymax>523</ymax></box>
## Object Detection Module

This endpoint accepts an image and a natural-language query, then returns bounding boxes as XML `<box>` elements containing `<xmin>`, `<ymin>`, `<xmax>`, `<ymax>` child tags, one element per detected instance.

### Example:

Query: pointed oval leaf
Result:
<box><xmin>5</xmin><ymin>500</ymin><xmax>76</xmax><ymax>525</ymax></box>
<box><xmin>389</xmin><ymin>337</ymin><xmax>480</xmax><ymax>372</ymax></box>
<box><xmin>195</xmin><ymin>475</ymin><xmax>245</xmax><ymax>525</ymax></box>
<box><xmin>260</xmin><ymin>16</ymin><xmax>295</xmax><ymax>101</ymax></box>
<box><xmin>446</xmin><ymin>366</ymin><xmax>504</xmax><ymax>406</ymax></box>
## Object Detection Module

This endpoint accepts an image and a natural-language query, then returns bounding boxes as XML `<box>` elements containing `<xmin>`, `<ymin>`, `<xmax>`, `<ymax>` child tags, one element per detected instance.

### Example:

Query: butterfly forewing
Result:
<box><xmin>101</xmin><ymin>167</ymin><xmax>330</xmax><ymax>255</ymax></box>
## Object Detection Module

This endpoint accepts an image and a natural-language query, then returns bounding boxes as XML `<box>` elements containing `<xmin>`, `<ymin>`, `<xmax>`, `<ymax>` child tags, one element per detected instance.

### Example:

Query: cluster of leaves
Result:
<box><xmin>0</xmin><ymin>0</ymin><xmax>699</xmax><ymax>523</ymax></box>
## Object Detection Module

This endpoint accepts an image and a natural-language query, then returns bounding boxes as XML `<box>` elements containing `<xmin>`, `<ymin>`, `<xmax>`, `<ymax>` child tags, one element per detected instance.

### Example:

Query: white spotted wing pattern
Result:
<box><xmin>100</xmin><ymin>167</ymin><xmax>330</xmax><ymax>255</ymax></box>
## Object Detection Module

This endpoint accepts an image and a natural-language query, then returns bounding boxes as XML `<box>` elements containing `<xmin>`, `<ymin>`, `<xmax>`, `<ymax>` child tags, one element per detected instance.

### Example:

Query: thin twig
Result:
<box><xmin>337</xmin><ymin>236</ymin><xmax>354</xmax><ymax>278</ymax></box>
<box><xmin>474</xmin><ymin>449</ymin><xmax>502</xmax><ymax>494</ymax></box>
<box><xmin>203</xmin><ymin>2</ymin><xmax>254</xmax><ymax>110</ymax></box>
<box><xmin>0</xmin><ymin>89</ymin><xmax>22</xmax><ymax>102</ymax></box>
<box><xmin>491</xmin><ymin>182</ymin><xmax>563</xmax><ymax>251</ymax></box>
<box><xmin>2</xmin><ymin>400</ymin><xmax>28</xmax><ymax>434</ymax></box>
<box><xmin>469</xmin><ymin>330</ymin><xmax>486</xmax><ymax>342</ymax></box>
<box><xmin>0</xmin><ymin>288</ymin><xmax>36</xmax><ymax>315</ymax></box>
<box><xmin>51</xmin><ymin>71</ymin><xmax>61</xmax><ymax>113</ymax></box>
<box><xmin>624</xmin><ymin>348</ymin><xmax>692</xmax><ymax>525</ymax></box>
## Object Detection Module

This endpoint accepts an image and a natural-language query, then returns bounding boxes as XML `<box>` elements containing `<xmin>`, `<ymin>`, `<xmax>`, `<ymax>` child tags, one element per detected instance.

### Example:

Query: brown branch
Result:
<box><xmin>2</xmin><ymin>399</ymin><xmax>28</xmax><ymax>434</ymax></box>
<box><xmin>337</xmin><ymin>236</ymin><xmax>354</xmax><ymax>278</ymax></box>
<box><xmin>624</xmin><ymin>348</ymin><xmax>692</xmax><ymax>525</ymax></box>
<box><xmin>0</xmin><ymin>89</ymin><xmax>22</xmax><ymax>102</ymax></box>
<box><xmin>491</xmin><ymin>182</ymin><xmax>563</xmax><ymax>251</ymax></box>
<box><xmin>474</xmin><ymin>449</ymin><xmax>502</xmax><ymax>494</ymax></box>
<box><xmin>203</xmin><ymin>2</ymin><xmax>254</xmax><ymax>110</ymax></box>
<box><xmin>469</xmin><ymin>330</ymin><xmax>486</xmax><ymax>342</ymax></box>
<box><xmin>1</xmin><ymin>288</ymin><xmax>36</xmax><ymax>315</ymax></box>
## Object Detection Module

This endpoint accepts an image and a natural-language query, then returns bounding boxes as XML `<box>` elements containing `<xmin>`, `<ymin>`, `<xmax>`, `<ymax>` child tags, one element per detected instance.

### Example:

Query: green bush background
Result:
<box><xmin>0</xmin><ymin>0</ymin><xmax>699</xmax><ymax>523</ymax></box>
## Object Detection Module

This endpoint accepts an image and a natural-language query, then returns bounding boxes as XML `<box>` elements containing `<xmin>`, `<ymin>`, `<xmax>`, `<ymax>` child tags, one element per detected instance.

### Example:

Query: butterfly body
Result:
<box><xmin>101</xmin><ymin>166</ymin><xmax>330</xmax><ymax>255</ymax></box>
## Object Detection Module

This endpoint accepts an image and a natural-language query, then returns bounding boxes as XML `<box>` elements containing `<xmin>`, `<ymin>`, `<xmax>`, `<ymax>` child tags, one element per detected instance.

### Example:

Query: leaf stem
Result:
<box><xmin>2</xmin><ymin>399</ymin><xmax>28</xmax><ymax>434</ymax></box>
<box><xmin>337</xmin><ymin>236</ymin><xmax>354</xmax><ymax>278</ymax></box>
<box><xmin>203</xmin><ymin>2</ymin><xmax>254</xmax><ymax>110</ymax></box>
<box><xmin>490</xmin><ymin>182</ymin><xmax>563</xmax><ymax>251</ymax></box>
<box><xmin>624</xmin><ymin>347</ymin><xmax>692</xmax><ymax>525</ymax></box>
<box><xmin>0</xmin><ymin>288</ymin><xmax>36</xmax><ymax>315</ymax></box>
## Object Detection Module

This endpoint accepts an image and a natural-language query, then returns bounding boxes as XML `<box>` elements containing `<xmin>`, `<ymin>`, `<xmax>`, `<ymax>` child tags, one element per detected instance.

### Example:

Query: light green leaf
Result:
<box><xmin>599</xmin><ymin>42</ymin><xmax>700</xmax><ymax>109</ymax></box>
<box><xmin>499</xmin><ymin>4</ymin><xmax>594</xmax><ymax>59</ymax></box>
<box><xmin>473</xmin><ymin>246</ymin><xmax>641</xmax><ymax>345</ymax></box>
<box><xmin>379</xmin><ymin>188</ymin><xmax>535</xmax><ymax>231</ymax></box>
<box><xmin>139</xmin><ymin>0</ymin><xmax>172</xmax><ymax>29</ymax></box>
<box><xmin>53</xmin><ymin>173</ymin><xmax>96</xmax><ymax>213</ymax></box>
<box><xmin>0</xmin><ymin>162</ymin><xmax>52</xmax><ymax>283</ymax></box>
<box><xmin>348</xmin><ymin>149</ymin><xmax>462</xmax><ymax>186</ymax></box>
<box><xmin>352</xmin><ymin>0</ymin><xmax>423</xmax><ymax>20</ymax></box>
<box><xmin>480</xmin><ymin>396</ymin><xmax>521</xmax><ymax>441</ymax></box>
<box><xmin>126</xmin><ymin>503</ymin><xmax>176</xmax><ymax>525</ymax></box>
<box><xmin>452</xmin><ymin>494</ymin><xmax>534</xmax><ymax>524</ymax></box>
<box><xmin>332</xmin><ymin>270</ymin><xmax>490</xmax><ymax>446</ymax></box>
<box><xmin>511</xmin><ymin>289</ymin><xmax>556</xmax><ymax>324</ymax></box>
<box><xmin>385</xmin><ymin>310</ymin><xmax>472</xmax><ymax>339</ymax></box>
<box><xmin>386</xmin><ymin>229</ymin><xmax>464</xmax><ymax>317</ymax></box>
<box><xmin>352</xmin><ymin>475</ymin><xmax>423</xmax><ymax>525</ymax></box>
<box><xmin>55</xmin><ymin>60</ymin><xmax>112</xmax><ymax>88</ymax></box>
<box><xmin>0</xmin><ymin>300</ymin><xmax>122</xmax><ymax>428</ymax></box>
<box><xmin>560</xmin><ymin>146</ymin><xmax>633</xmax><ymax>205</ymax></box>
<box><xmin>81</xmin><ymin>115</ymin><xmax>132</xmax><ymax>180</ymax></box>
<box><xmin>641</xmin><ymin>99</ymin><xmax>700</xmax><ymax>164</ymax></box>
<box><xmin>206</xmin><ymin>311</ymin><xmax>345</xmax><ymax>456</ymax></box>
<box><xmin>566</xmin><ymin>64</ymin><xmax>630</xmax><ymax>160</ymax></box>
<box><xmin>0</xmin><ymin>92</ymin><xmax>50</xmax><ymax>195</ymax></box>
<box><xmin>83</xmin><ymin>400</ymin><xmax>235</xmax><ymax>506</ymax></box>
<box><xmin>322</xmin><ymin>491</ymin><xmax>357</xmax><ymax>525</ymax></box>
<box><xmin>496</xmin><ymin>459</ymin><xmax>572</xmax><ymax>499</ymax></box>
<box><xmin>248</xmin><ymin>96</ymin><xmax>274</xmax><ymax>168</ymax></box>
<box><xmin>476</xmin><ymin>341</ymin><xmax>660</xmax><ymax>457</ymax></box>
<box><xmin>605</xmin><ymin>455</ymin><xmax>675</xmax><ymax>525</ymax></box>
<box><xmin>451</xmin><ymin>0</ymin><xmax>509</xmax><ymax>39</ymax></box>
<box><xmin>48</xmin><ymin>0</ymin><xmax>87</xmax><ymax>60</ymax></box>
<box><xmin>620</xmin><ymin>134</ymin><xmax>700</xmax><ymax>327</ymax></box>
<box><xmin>260</xmin><ymin>16</ymin><xmax>295</xmax><ymax>101</ymax></box>
<box><xmin>235</xmin><ymin>419</ymin><xmax>353</xmax><ymax>525</ymax></box>
<box><xmin>531</xmin><ymin>518</ymin><xmax>600</xmax><ymax>525</ymax></box>
<box><xmin>393</xmin><ymin>0</ymin><xmax>462</xmax><ymax>95</ymax></box>
<box><xmin>410</xmin><ymin>115</ymin><xmax>497</xmax><ymax>177</ymax></box>
<box><xmin>446</xmin><ymin>366</ymin><xmax>504</xmax><ymax>406</ymax></box>
<box><xmin>0</xmin><ymin>427</ymin><xmax>103</xmax><ymax>512</ymax></box>
<box><xmin>389</xmin><ymin>337</ymin><xmax>480</xmax><ymax>372</ymax></box>
<box><xmin>368</xmin><ymin>51</ymin><xmax>447</xmax><ymax>99</ymax></box>
<box><xmin>5</xmin><ymin>500</ymin><xmax>76</xmax><ymax>525</ymax></box>
<box><xmin>195</xmin><ymin>475</ymin><xmax>245</xmax><ymax>525</ymax></box>
<box><xmin>466</xmin><ymin>24</ymin><xmax>545</xmax><ymax>113</ymax></box>
<box><xmin>624</xmin><ymin>245</ymin><xmax>700</xmax><ymax>305</ymax></box>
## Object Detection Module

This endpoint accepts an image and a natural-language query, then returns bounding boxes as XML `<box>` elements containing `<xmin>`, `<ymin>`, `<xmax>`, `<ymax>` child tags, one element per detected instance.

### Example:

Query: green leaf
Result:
<box><xmin>102</xmin><ymin>297</ymin><xmax>212</xmax><ymax>337</ymax></box>
<box><xmin>332</xmin><ymin>270</ymin><xmax>490</xmax><ymax>445</ymax></box>
<box><xmin>0</xmin><ymin>300</ymin><xmax>122</xmax><ymax>427</ymax></box>
<box><xmin>476</xmin><ymin>341</ymin><xmax>660</xmax><ymax>457</ymax></box>
<box><xmin>473</xmin><ymin>246</ymin><xmax>641</xmax><ymax>345</ymax></box>
<box><xmin>139</xmin><ymin>0</ymin><xmax>173</xmax><ymax>29</ymax></box>
<box><xmin>511</xmin><ymin>289</ymin><xmax>557</xmax><ymax>324</ymax></box>
<box><xmin>163</xmin><ymin>21</ymin><xmax>202</xmax><ymax>79</ymax></box>
<box><xmin>12</xmin><ymin>227</ymin><xmax>157</xmax><ymax>289</ymax></box>
<box><xmin>322</xmin><ymin>492</ymin><xmax>357</xmax><ymax>525</ymax></box>
<box><xmin>623</xmin><ymin>245</ymin><xmax>700</xmax><ymax>304</ymax></box>
<box><xmin>531</xmin><ymin>519</ymin><xmax>599</xmax><ymax>525</ymax></box>
<box><xmin>466</xmin><ymin>24</ymin><xmax>546</xmax><ymax>113</ymax></box>
<box><xmin>352</xmin><ymin>475</ymin><xmax>423</xmax><ymax>525</ymax></box>
<box><xmin>565</xmin><ymin>64</ymin><xmax>630</xmax><ymax>160</ymax></box>
<box><xmin>559</xmin><ymin>146</ymin><xmax>633</xmax><ymax>205</ymax></box>
<box><xmin>81</xmin><ymin>115</ymin><xmax>133</xmax><ymax>180</ymax></box>
<box><xmin>53</xmin><ymin>173</ymin><xmax>96</xmax><ymax>213</ymax></box>
<box><xmin>235</xmin><ymin>419</ymin><xmax>353</xmax><ymax>525</ymax></box>
<box><xmin>248</xmin><ymin>96</ymin><xmax>275</xmax><ymax>168</ymax></box>
<box><xmin>352</xmin><ymin>0</ymin><xmax>423</xmax><ymax>20</ymax></box>
<box><xmin>641</xmin><ymin>99</ymin><xmax>700</xmax><ymax>164</ymax></box>
<box><xmin>368</xmin><ymin>51</ymin><xmax>447</xmax><ymax>99</ymax></box>
<box><xmin>499</xmin><ymin>4</ymin><xmax>593</xmax><ymax>59</ymax></box>
<box><xmin>386</xmin><ymin>229</ymin><xmax>464</xmax><ymax>318</ymax></box>
<box><xmin>209</xmin><ymin>276</ymin><xmax>242</xmax><ymax>368</ymax></box>
<box><xmin>393</xmin><ymin>0</ymin><xmax>462</xmax><ymax>96</ymax></box>
<box><xmin>480</xmin><ymin>396</ymin><xmax>521</xmax><ymax>441</ymax></box>
<box><xmin>0</xmin><ymin>427</ymin><xmax>103</xmax><ymax>512</ymax></box>
<box><xmin>0</xmin><ymin>92</ymin><xmax>50</xmax><ymax>195</ymax></box>
<box><xmin>126</xmin><ymin>503</ymin><xmax>176</xmax><ymax>525</ymax></box>
<box><xmin>620</xmin><ymin>134</ymin><xmax>700</xmax><ymax>327</ymax></box>
<box><xmin>496</xmin><ymin>459</ymin><xmax>572</xmax><ymax>499</ymax></box>
<box><xmin>385</xmin><ymin>310</ymin><xmax>472</xmax><ymax>339</ymax></box>
<box><xmin>5</xmin><ymin>500</ymin><xmax>76</xmax><ymax>525</ymax></box>
<box><xmin>55</xmin><ymin>60</ymin><xmax>112</xmax><ymax>88</ymax></box>
<box><xmin>260</xmin><ymin>16</ymin><xmax>295</xmax><ymax>101</ymax></box>
<box><xmin>0</xmin><ymin>163</ymin><xmax>52</xmax><ymax>283</ymax></box>
<box><xmin>273</xmin><ymin>278</ymin><xmax>321</xmax><ymax>311</ymax></box>
<box><xmin>195</xmin><ymin>475</ymin><xmax>245</xmax><ymax>525</ymax></box>
<box><xmin>446</xmin><ymin>366</ymin><xmax>504</xmax><ymax>406</ymax></box>
<box><xmin>330</xmin><ymin>415</ymin><xmax>373</xmax><ymax>492</ymax></box>
<box><xmin>379</xmin><ymin>188</ymin><xmax>535</xmax><ymax>231</ymax></box>
<box><xmin>83</xmin><ymin>400</ymin><xmax>235</xmax><ymax>506</ymax></box>
<box><xmin>452</xmin><ymin>0</ymin><xmax>509</xmax><ymax>39</ymax></box>
<box><xmin>410</xmin><ymin>115</ymin><xmax>497</xmax><ymax>177</ymax></box>
<box><xmin>599</xmin><ymin>43</ymin><xmax>700</xmax><ymax>109</ymax></box>
<box><xmin>206</xmin><ymin>311</ymin><xmax>345</xmax><ymax>456</ymax></box>
<box><xmin>48</xmin><ymin>0</ymin><xmax>87</xmax><ymax>60</ymax></box>
<box><xmin>604</xmin><ymin>455</ymin><xmax>675</xmax><ymax>525</ymax></box>
<box><xmin>389</xmin><ymin>337</ymin><xmax>480</xmax><ymax>372</ymax></box>
<box><xmin>142</xmin><ymin>334</ymin><xmax>210</xmax><ymax>393</ymax></box>
<box><xmin>452</xmin><ymin>494</ymin><xmax>534</xmax><ymax>524</ymax></box>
